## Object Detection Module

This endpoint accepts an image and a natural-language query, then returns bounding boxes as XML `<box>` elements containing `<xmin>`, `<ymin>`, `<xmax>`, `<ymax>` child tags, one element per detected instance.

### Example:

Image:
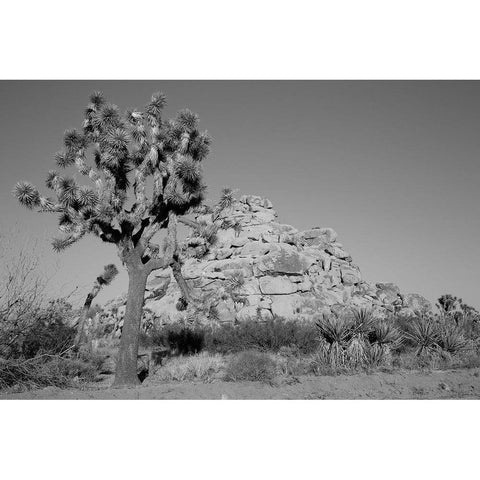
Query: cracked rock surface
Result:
<box><xmin>101</xmin><ymin>194</ymin><xmax>432</xmax><ymax>336</ymax></box>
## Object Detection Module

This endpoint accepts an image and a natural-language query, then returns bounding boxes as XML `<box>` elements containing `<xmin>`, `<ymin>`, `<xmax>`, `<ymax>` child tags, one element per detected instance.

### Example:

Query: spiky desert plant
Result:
<box><xmin>212</xmin><ymin>187</ymin><xmax>236</xmax><ymax>221</ymax></box>
<box><xmin>351</xmin><ymin>308</ymin><xmax>376</xmax><ymax>337</ymax></box>
<box><xmin>372</xmin><ymin>320</ymin><xmax>402</xmax><ymax>347</ymax></box>
<box><xmin>316</xmin><ymin>314</ymin><xmax>353</xmax><ymax>346</ymax></box>
<box><xmin>436</xmin><ymin>294</ymin><xmax>461</xmax><ymax>316</ymax></box>
<box><xmin>14</xmin><ymin>91</ymin><xmax>213</xmax><ymax>386</ymax></box>
<box><xmin>346</xmin><ymin>336</ymin><xmax>367</xmax><ymax>368</ymax></box>
<box><xmin>460</xmin><ymin>302</ymin><xmax>479</xmax><ymax>319</ymax></box>
<box><xmin>405</xmin><ymin>316</ymin><xmax>440</xmax><ymax>356</ymax></box>
<box><xmin>225</xmin><ymin>271</ymin><xmax>245</xmax><ymax>292</ymax></box>
<box><xmin>364</xmin><ymin>343</ymin><xmax>385</xmax><ymax>367</ymax></box>
<box><xmin>75</xmin><ymin>264</ymin><xmax>118</xmax><ymax>348</ymax></box>
<box><xmin>437</xmin><ymin>325</ymin><xmax>469</xmax><ymax>355</ymax></box>
<box><xmin>315</xmin><ymin>314</ymin><xmax>355</xmax><ymax>367</ymax></box>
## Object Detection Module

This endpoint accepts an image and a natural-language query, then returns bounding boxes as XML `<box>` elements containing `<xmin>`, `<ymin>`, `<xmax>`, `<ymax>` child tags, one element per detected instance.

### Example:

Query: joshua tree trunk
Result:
<box><xmin>113</xmin><ymin>266</ymin><xmax>149</xmax><ymax>387</ymax></box>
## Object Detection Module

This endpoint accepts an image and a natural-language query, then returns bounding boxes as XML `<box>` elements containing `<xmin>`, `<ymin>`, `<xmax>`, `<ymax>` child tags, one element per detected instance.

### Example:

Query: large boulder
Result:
<box><xmin>270</xmin><ymin>294</ymin><xmax>303</xmax><ymax>318</ymax></box>
<box><xmin>376</xmin><ymin>283</ymin><xmax>402</xmax><ymax>306</ymax></box>
<box><xmin>101</xmin><ymin>194</ymin><xmax>429</xmax><ymax>330</ymax></box>
<box><xmin>256</xmin><ymin>245</ymin><xmax>315</xmax><ymax>275</ymax></box>
<box><xmin>259</xmin><ymin>276</ymin><xmax>298</xmax><ymax>295</ymax></box>
<box><xmin>400</xmin><ymin>293</ymin><xmax>433</xmax><ymax>316</ymax></box>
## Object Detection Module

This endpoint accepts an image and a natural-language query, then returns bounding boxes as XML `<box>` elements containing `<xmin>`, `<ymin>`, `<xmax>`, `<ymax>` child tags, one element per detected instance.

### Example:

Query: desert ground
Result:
<box><xmin>2</xmin><ymin>367</ymin><xmax>479</xmax><ymax>400</ymax></box>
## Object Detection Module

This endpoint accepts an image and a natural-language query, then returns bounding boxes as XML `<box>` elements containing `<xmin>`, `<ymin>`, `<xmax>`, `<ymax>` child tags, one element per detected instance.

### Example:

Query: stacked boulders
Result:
<box><xmin>102</xmin><ymin>194</ymin><xmax>432</xmax><ymax>336</ymax></box>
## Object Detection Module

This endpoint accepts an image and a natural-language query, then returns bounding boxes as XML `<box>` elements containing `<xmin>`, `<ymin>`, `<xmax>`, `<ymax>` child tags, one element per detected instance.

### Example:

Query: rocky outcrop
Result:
<box><xmin>101</xmin><ymin>194</ymin><xmax>432</xmax><ymax>337</ymax></box>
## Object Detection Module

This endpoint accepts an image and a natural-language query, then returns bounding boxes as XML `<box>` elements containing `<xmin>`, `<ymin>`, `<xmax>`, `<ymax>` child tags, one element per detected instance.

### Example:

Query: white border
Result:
<box><xmin>1</xmin><ymin>1</ymin><xmax>478</xmax><ymax>479</ymax></box>
<box><xmin>1</xmin><ymin>1</ymin><xmax>480</xmax><ymax>79</ymax></box>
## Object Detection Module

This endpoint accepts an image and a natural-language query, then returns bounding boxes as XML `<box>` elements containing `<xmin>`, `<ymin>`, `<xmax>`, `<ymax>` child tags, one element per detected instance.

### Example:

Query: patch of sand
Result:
<box><xmin>1</xmin><ymin>368</ymin><xmax>479</xmax><ymax>399</ymax></box>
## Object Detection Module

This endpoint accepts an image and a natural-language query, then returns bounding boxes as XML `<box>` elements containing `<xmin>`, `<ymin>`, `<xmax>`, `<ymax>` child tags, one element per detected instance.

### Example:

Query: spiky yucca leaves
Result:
<box><xmin>364</xmin><ymin>343</ymin><xmax>385</xmax><ymax>367</ymax></box>
<box><xmin>14</xmin><ymin>91</ymin><xmax>211</xmax><ymax>256</ymax></box>
<box><xmin>14</xmin><ymin>91</ymin><xmax>215</xmax><ymax>386</ymax></box>
<box><xmin>436</xmin><ymin>294</ymin><xmax>462</xmax><ymax>315</ymax></box>
<box><xmin>346</xmin><ymin>336</ymin><xmax>367</xmax><ymax>368</ymax></box>
<box><xmin>14</xmin><ymin>182</ymin><xmax>41</xmax><ymax>209</ymax></box>
<box><xmin>213</xmin><ymin>187</ymin><xmax>236</xmax><ymax>221</ymax></box>
<box><xmin>437</xmin><ymin>325</ymin><xmax>469</xmax><ymax>355</ymax></box>
<box><xmin>225</xmin><ymin>271</ymin><xmax>245</xmax><ymax>292</ymax></box>
<box><xmin>351</xmin><ymin>308</ymin><xmax>376</xmax><ymax>337</ymax></box>
<box><xmin>406</xmin><ymin>316</ymin><xmax>440</xmax><ymax>356</ymax></box>
<box><xmin>372</xmin><ymin>320</ymin><xmax>402</xmax><ymax>347</ymax></box>
<box><xmin>97</xmin><ymin>264</ymin><xmax>119</xmax><ymax>286</ymax></box>
<box><xmin>316</xmin><ymin>314</ymin><xmax>353</xmax><ymax>346</ymax></box>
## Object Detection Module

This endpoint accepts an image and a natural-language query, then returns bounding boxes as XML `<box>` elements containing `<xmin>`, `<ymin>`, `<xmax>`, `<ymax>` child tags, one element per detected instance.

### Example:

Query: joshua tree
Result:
<box><xmin>14</xmin><ymin>91</ymin><xmax>214</xmax><ymax>386</ymax></box>
<box><xmin>436</xmin><ymin>294</ymin><xmax>462</xmax><ymax>316</ymax></box>
<box><xmin>75</xmin><ymin>263</ymin><xmax>118</xmax><ymax>348</ymax></box>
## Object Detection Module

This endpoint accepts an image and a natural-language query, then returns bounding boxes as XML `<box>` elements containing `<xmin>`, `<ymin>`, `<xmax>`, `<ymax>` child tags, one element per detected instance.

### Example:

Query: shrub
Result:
<box><xmin>153</xmin><ymin>352</ymin><xmax>224</xmax><ymax>382</ymax></box>
<box><xmin>139</xmin><ymin>323</ymin><xmax>205</xmax><ymax>354</ymax></box>
<box><xmin>21</xmin><ymin>305</ymin><xmax>77</xmax><ymax>358</ymax></box>
<box><xmin>1</xmin><ymin>299</ymin><xmax>77</xmax><ymax>360</ymax></box>
<box><xmin>190</xmin><ymin>319</ymin><xmax>319</xmax><ymax>355</ymax></box>
<box><xmin>0</xmin><ymin>354</ymin><xmax>101</xmax><ymax>391</ymax></box>
<box><xmin>224</xmin><ymin>350</ymin><xmax>277</xmax><ymax>382</ymax></box>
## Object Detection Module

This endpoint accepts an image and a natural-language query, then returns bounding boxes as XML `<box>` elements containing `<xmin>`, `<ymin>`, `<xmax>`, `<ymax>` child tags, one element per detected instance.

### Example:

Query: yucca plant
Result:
<box><xmin>315</xmin><ymin>314</ymin><xmax>354</xmax><ymax>368</ymax></box>
<box><xmin>225</xmin><ymin>271</ymin><xmax>245</xmax><ymax>292</ymax></box>
<box><xmin>315</xmin><ymin>314</ymin><xmax>353</xmax><ymax>346</ymax></box>
<box><xmin>351</xmin><ymin>308</ymin><xmax>376</xmax><ymax>337</ymax></box>
<box><xmin>364</xmin><ymin>343</ymin><xmax>385</xmax><ymax>367</ymax></box>
<box><xmin>405</xmin><ymin>316</ymin><xmax>440</xmax><ymax>356</ymax></box>
<box><xmin>437</xmin><ymin>325</ymin><xmax>469</xmax><ymax>355</ymax></box>
<box><xmin>372</xmin><ymin>320</ymin><xmax>402</xmax><ymax>347</ymax></box>
<box><xmin>346</xmin><ymin>336</ymin><xmax>367</xmax><ymax>368</ymax></box>
<box><xmin>13</xmin><ymin>91</ymin><xmax>232</xmax><ymax>387</ymax></box>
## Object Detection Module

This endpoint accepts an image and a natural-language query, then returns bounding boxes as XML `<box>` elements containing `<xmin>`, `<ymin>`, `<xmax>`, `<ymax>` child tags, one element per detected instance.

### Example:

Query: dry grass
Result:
<box><xmin>224</xmin><ymin>350</ymin><xmax>277</xmax><ymax>382</ymax></box>
<box><xmin>0</xmin><ymin>353</ymin><xmax>103</xmax><ymax>391</ymax></box>
<box><xmin>152</xmin><ymin>352</ymin><xmax>225</xmax><ymax>383</ymax></box>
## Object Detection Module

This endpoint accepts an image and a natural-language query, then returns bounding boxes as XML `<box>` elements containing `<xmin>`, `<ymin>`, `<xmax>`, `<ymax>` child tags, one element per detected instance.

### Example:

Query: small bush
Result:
<box><xmin>140</xmin><ymin>318</ymin><xmax>320</xmax><ymax>355</ymax></box>
<box><xmin>22</xmin><ymin>317</ymin><xmax>76</xmax><ymax>358</ymax></box>
<box><xmin>275</xmin><ymin>347</ymin><xmax>316</xmax><ymax>376</ymax></box>
<box><xmin>0</xmin><ymin>354</ymin><xmax>101</xmax><ymax>391</ymax></box>
<box><xmin>1</xmin><ymin>298</ymin><xmax>77</xmax><ymax>360</ymax></box>
<box><xmin>204</xmin><ymin>318</ymin><xmax>319</xmax><ymax>354</ymax></box>
<box><xmin>153</xmin><ymin>352</ymin><xmax>224</xmax><ymax>382</ymax></box>
<box><xmin>139</xmin><ymin>323</ymin><xmax>205</xmax><ymax>354</ymax></box>
<box><xmin>224</xmin><ymin>350</ymin><xmax>277</xmax><ymax>382</ymax></box>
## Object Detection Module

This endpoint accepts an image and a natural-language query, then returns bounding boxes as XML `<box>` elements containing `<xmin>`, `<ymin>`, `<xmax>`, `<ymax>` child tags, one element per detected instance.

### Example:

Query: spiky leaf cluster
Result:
<box><xmin>14</xmin><ymin>91</ymin><xmax>211</xmax><ymax>258</ymax></box>
<box><xmin>97</xmin><ymin>264</ymin><xmax>119</xmax><ymax>286</ymax></box>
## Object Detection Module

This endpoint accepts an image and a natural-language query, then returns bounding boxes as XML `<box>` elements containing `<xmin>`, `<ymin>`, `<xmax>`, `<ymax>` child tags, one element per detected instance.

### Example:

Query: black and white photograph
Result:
<box><xmin>1</xmin><ymin>80</ymin><xmax>479</xmax><ymax>400</ymax></box>
<box><xmin>0</xmin><ymin>2</ymin><xmax>478</xmax><ymax>480</ymax></box>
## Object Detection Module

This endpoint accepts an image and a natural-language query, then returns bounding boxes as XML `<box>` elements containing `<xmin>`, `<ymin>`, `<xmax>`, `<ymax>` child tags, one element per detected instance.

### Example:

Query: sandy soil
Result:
<box><xmin>1</xmin><ymin>367</ymin><xmax>479</xmax><ymax>399</ymax></box>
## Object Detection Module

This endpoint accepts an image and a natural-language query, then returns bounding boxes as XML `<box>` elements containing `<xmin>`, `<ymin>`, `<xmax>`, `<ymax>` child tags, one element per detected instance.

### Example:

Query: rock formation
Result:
<box><xmin>101</xmin><ymin>194</ymin><xmax>432</xmax><ymax>337</ymax></box>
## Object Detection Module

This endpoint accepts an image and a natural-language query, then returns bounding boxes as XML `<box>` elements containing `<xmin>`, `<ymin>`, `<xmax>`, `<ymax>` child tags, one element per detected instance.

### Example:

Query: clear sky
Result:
<box><xmin>0</xmin><ymin>81</ymin><xmax>479</xmax><ymax>309</ymax></box>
